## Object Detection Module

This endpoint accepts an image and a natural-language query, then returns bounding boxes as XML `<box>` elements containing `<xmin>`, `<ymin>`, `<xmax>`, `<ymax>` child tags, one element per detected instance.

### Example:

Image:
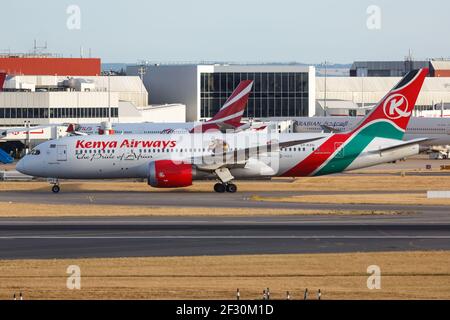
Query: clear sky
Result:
<box><xmin>1</xmin><ymin>0</ymin><xmax>448</xmax><ymax>64</ymax></box>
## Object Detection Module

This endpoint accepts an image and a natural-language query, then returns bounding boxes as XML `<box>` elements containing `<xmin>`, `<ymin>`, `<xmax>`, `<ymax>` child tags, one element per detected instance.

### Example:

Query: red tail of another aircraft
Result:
<box><xmin>191</xmin><ymin>80</ymin><xmax>253</xmax><ymax>132</ymax></box>
<box><xmin>0</xmin><ymin>72</ymin><xmax>6</xmax><ymax>92</ymax></box>
<box><xmin>209</xmin><ymin>80</ymin><xmax>253</xmax><ymax>126</ymax></box>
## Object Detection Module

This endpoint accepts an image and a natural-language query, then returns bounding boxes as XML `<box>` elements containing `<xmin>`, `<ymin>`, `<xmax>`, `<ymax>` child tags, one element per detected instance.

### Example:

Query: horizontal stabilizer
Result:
<box><xmin>372</xmin><ymin>138</ymin><xmax>430</xmax><ymax>153</ymax></box>
<box><xmin>320</xmin><ymin>124</ymin><xmax>343</xmax><ymax>133</ymax></box>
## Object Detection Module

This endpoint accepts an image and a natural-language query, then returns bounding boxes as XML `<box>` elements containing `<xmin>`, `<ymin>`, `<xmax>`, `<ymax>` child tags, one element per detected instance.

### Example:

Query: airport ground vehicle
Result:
<box><xmin>17</xmin><ymin>69</ymin><xmax>428</xmax><ymax>193</ymax></box>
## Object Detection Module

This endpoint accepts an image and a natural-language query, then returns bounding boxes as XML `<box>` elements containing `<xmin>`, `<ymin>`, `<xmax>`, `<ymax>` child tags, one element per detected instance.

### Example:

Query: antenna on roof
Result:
<box><xmin>404</xmin><ymin>49</ymin><xmax>414</xmax><ymax>73</ymax></box>
<box><xmin>32</xmin><ymin>39</ymin><xmax>48</xmax><ymax>56</ymax></box>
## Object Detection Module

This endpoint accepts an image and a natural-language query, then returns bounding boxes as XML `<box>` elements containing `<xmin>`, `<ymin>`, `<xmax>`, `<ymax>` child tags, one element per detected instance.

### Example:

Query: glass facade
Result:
<box><xmin>0</xmin><ymin>107</ymin><xmax>119</xmax><ymax>119</ymax></box>
<box><xmin>200</xmin><ymin>72</ymin><xmax>309</xmax><ymax>118</ymax></box>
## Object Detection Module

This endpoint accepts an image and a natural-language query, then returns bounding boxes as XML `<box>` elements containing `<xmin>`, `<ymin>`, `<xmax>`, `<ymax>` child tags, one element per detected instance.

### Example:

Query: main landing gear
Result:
<box><xmin>214</xmin><ymin>182</ymin><xmax>237</xmax><ymax>193</ymax></box>
<box><xmin>213</xmin><ymin>168</ymin><xmax>237</xmax><ymax>193</ymax></box>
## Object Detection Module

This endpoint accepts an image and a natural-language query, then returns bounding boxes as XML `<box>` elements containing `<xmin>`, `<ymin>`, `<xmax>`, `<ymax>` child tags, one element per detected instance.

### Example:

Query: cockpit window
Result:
<box><xmin>30</xmin><ymin>149</ymin><xmax>41</xmax><ymax>155</ymax></box>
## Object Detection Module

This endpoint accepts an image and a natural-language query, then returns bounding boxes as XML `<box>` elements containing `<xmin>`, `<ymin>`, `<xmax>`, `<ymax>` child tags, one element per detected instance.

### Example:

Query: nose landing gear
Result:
<box><xmin>51</xmin><ymin>185</ymin><xmax>60</xmax><ymax>193</ymax></box>
<box><xmin>213</xmin><ymin>182</ymin><xmax>237</xmax><ymax>193</ymax></box>
<box><xmin>48</xmin><ymin>178</ymin><xmax>60</xmax><ymax>193</ymax></box>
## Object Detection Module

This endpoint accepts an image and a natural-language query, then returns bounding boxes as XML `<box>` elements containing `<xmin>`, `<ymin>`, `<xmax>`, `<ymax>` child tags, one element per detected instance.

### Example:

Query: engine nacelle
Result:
<box><xmin>148</xmin><ymin>160</ymin><xmax>193</xmax><ymax>188</ymax></box>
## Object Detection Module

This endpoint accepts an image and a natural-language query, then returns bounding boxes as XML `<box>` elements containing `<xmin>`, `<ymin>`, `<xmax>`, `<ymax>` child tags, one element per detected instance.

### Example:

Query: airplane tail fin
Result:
<box><xmin>0</xmin><ymin>72</ymin><xmax>6</xmax><ymax>92</ymax></box>
<box><xmin>208</xmin><ymin>80</ymin><xmax>253</xmax><ymax>125</ymax></box>
<box><xmin>351</xmin><ymin>68</ymin><xmax>428</xmax><ymax>139</ymax></box>
<box><xmin>66</xmin><ymin>123</ymin><xmax>76</xmax><ymax>133</ymax></box>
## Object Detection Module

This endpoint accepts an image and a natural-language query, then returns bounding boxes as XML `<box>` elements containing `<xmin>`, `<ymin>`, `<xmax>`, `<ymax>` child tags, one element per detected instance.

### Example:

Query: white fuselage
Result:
<box><xmin>17</xmin><ymin>131</ymin><xmax>419</xmax><ymax>180</ymax></box>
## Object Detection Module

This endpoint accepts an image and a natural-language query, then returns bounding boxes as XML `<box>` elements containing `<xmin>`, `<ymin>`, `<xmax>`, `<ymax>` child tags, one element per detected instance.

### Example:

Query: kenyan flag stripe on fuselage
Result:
<box><xmin>312</xmin><ymin>119</ymin><xmax>404</xmax><ymax>176</ymax></box>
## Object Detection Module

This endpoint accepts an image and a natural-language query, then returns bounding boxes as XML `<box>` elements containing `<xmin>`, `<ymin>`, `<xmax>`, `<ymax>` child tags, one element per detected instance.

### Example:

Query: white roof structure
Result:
<box><xmin>4</xmin><ymin>75</ymin><xmax>148</xmax><ymax>107</ymax></box>
<box><xmin>316</xmin><ymin>77</ymin><xmax>450</xmax><ymax>106</ymax></box>
<box><xmin>430</xmin><ymin>60</ymin><xmax>450</xmax><ymax>71</ymax></box>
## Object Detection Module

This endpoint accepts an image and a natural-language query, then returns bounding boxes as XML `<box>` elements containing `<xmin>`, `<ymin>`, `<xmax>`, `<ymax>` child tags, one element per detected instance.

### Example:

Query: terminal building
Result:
<box><xmin>128</xmin><ymin>62</ymin><xmax>450</xmax><ymax>120</ymax></box>
<box><xmin>127</xmin><ymin>64</ymin><xmax>316</xmax><ymax>121</ymax></box>
<box><xmin>0</xmin><ymin>53</ymin><xmax>101</xmax><ymax>76</ymax></box>
<box><xmin>0</xmin><ymin>75</ymin><xmax>185</xmax><ymax>127</ymax></box>
<box><xmin>0</xmin><ymin>53</ymin><xmax>186</xmax><ymax>128</ymax></box>
<box><xmin>350</xmin><ymin>59</ymin><xmax>450</xmax><ymax>77</ymax></box>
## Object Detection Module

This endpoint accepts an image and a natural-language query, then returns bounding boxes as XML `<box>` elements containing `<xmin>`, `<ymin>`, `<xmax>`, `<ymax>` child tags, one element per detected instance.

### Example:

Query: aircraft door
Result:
<box><xmin>57</xmin><ymin>145</ymin><xmax>67</xmax><ymax>161</ymax></box>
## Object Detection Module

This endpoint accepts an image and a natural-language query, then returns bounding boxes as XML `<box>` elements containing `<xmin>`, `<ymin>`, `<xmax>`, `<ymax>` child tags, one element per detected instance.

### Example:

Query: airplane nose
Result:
<box><xmin>16</xmin><ymin>157</ymin><xmax>27</xmax><ymax>174</ymax></box>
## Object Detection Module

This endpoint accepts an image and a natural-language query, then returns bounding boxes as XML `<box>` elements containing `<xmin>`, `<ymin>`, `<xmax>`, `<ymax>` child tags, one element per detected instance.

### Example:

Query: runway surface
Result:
<box><xmin>1</xmin><ymin>214</ymin><xmax>450</xmax><ymax>259</ymax></box>
<box><xmin>0</xmin><ymin>190</ymin><xmax>450</xmax><ymax>213</ymax></box>
<box><xmin>1</xmin><ymin>178</ymin><xmax>450</xmax><ymax>259</ymax></box>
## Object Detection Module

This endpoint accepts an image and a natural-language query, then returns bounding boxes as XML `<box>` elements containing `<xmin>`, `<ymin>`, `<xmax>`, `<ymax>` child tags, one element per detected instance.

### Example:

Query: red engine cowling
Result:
<box><xmin>148</xmin><ymin>160</ymin><xmax>193</xmax><ymax>188</ymax></box>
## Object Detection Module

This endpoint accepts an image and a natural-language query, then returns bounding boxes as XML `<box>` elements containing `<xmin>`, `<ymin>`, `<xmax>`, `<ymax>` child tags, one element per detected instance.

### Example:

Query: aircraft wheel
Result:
<box><xmin>214</xmin><ymin>183</ymin><xmax>226</xmax><ymax>193</ymax></box>
<box><xmin>226</xmin><ymin>183</ymin><xmax>237</xmax><ymax>193</ymax></box>
<box><xmin>52</xmin><ymin>185</ymin><xmax>60</xmax><ymax>193</ymax></box>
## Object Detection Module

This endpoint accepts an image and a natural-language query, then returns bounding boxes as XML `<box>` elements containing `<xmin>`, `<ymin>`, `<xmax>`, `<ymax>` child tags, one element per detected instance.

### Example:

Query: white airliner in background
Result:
<box><xmin>56</xmin><ymin>114</ymin><xmax>450</xmax><ymax>148</ymax></box>
<box><xmin>17</xmin><ymin>69</ymin><xmax>428</xmax><ymax>193</ymax></box>
<box><xmin>291</xmin><ymin>116</ymin><xmax>450</xmax><ymax>146</ymax></box>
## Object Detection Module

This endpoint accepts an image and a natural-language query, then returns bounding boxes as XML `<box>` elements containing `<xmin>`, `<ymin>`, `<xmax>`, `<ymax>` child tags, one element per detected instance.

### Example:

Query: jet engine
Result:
<box><xmin>148</xmin><ymin>160</ymin><xmax>193</xmax><ymax>188</ymax></box>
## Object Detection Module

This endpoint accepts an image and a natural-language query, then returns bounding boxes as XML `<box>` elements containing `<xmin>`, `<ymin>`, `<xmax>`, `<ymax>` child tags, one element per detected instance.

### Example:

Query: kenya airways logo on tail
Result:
<box><xmin>383</xmin><ymin>94</ymin><xmax>410</xmax><ymax>120</ymax></box>
<box><xmin>351</xmin><ymin>68</ymin><xmax>428</xmax><ymax>133</ymax></box>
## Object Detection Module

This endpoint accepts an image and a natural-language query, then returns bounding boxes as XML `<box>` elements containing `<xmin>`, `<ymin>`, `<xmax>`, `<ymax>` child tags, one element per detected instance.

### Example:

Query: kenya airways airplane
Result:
<box><xmin>17</xmin><ymin>68</ymin><xmax>428</xmax><ymax>193</ymax></box>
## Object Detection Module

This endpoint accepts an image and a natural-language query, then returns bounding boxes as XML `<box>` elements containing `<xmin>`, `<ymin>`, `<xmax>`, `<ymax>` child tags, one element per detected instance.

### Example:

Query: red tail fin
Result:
<box><xmin>353</xmin><ymin>68</ymin><xmax>428</xmax><ymax>134</ymax></box>
<box><xmin>208</xmin><ymin>80</ymin><xmax>253</xmax><ymax>125</ymax></box>
<box><xmin>0</xmin><ymin>72</ymin><xmax>6</xmax><ymax>92</ymax></box>
<box><xmin>66</xmin><ymin>123</ymin><xmax>76</xmax><ymax>133</ymax></box>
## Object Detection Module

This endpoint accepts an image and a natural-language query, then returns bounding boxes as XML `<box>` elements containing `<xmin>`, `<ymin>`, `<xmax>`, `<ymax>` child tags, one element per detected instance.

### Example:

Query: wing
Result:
<box><xmin>192</xmin><ymin>136</ymin><xmax>325</xmax><ymax>171</ymax></box>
